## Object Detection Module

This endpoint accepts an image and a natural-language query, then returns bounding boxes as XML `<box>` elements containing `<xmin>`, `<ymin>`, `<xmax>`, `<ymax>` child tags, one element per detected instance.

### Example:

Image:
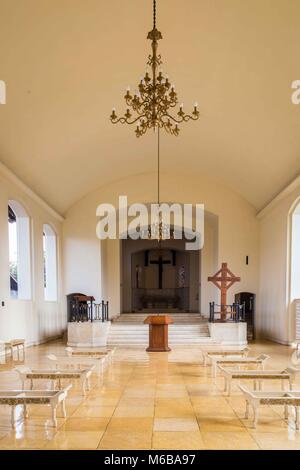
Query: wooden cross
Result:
<box><xmin>208</xmin><ymin>263</ymin><xmax>241</xmax><ymax>321</ymax></box>
<box><xmin>150</xmin><ymin>255</ymin><xmax>171</xmax><ymax>289</ymax></box>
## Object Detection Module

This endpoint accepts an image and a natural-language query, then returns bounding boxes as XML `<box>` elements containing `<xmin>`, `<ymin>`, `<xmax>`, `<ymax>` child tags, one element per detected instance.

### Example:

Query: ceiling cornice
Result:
<box><xmin>257</xmin><ymin>173</ymin><xmax>300</xmax><ymax>220</ymax></box>
<box><xmin>0</xmin><ymin>160</ymin><xmax>64</xmax><ymax>222</ymax></box>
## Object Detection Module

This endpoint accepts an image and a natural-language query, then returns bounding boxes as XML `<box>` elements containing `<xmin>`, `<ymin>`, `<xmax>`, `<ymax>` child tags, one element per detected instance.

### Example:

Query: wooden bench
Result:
<box><xmin>218</xmin><ymin>365</ymin><xmax>300</xmax><ymax>396</ymax></box>
<box><xmin>1</xmin><ymin>339</ymin><xmax>25</xmax><ymax>359</ymax></box>
<box><xmin>209</xmin><ymin>354</ymin><xmax>269</xmax><ymax>379</ymax></box>
<box><xmin>202</xmin><ymin>347</ymin><xmax>249</xmax><ymax>366</ymax></box>
<box><xmin>0</xmin><ymin>386</ymin><xmax>71</xmax><ymax>428</ymax></box>
<box><xmin>47</xmin><ymin>354</ymin><xmax>106</xmax><ymax>383</ymax></box>
<box><xmin>65</xmin><ymin>346</ymin><xmax>115</xmax><ymax>365</ymax></box>
<box><xmin>15</xmin><ymin>366</ymin><xmax>94</xmax><ymax>396</ymax></box>
<box><xmin>239</xmin><ymin>385</ymin><xmax>300</xmax><ymax>429</ymax></box>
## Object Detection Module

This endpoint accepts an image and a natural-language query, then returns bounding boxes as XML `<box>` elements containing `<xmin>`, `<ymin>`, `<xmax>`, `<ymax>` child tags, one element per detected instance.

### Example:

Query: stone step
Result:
<box><xmin>108</xmin><ymin>314</ymin><xmax>211</xmax><ymax>346</ymax></box>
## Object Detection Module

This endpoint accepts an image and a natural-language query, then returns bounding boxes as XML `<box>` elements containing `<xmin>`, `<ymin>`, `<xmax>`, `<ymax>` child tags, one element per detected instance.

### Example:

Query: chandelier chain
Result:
<box><xmin>153</xmin><ymin>0</ymin><xmax>156</xmax><ymax>29</ymax></box>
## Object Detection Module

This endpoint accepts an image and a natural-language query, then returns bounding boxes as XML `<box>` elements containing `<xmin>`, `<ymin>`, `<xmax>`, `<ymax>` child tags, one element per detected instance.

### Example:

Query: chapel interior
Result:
<box><xmin>1</xmin><ymin>0</ymin><xmax>300</xmax><ymax>451</ymax></box>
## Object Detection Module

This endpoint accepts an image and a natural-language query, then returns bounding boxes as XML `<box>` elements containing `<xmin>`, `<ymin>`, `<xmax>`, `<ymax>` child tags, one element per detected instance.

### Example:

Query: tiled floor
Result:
<box><xmin>0</xmin><ymin>340</ymin><xmax>300</xmax><ymax>450</ymax></box>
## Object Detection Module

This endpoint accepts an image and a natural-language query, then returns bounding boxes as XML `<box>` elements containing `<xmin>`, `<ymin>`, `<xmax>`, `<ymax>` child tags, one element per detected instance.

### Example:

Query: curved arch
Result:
<box><xmin>8</xmin><ymin>199</ymin><xmax>29</xmax><ymax>218</ymax></box>
<box><xmin>43</xmin><ymin>223</ymin><xmax>56</xmax><ymax>236</ymax></box>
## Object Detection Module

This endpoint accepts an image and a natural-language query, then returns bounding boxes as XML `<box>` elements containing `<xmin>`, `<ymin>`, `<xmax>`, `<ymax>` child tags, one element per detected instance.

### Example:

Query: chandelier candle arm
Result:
<box><xmin>110</xmin><ymin>0</ymin><xmax>200</xmax><ymax>137</ymax></box>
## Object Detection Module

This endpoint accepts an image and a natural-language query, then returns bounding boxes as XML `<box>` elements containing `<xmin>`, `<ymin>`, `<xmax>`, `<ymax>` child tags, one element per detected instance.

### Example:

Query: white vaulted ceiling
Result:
<box><xmin>0</xmin><ymin>0</ymin><xmax>300</xmax><ymax>215</ymax></box>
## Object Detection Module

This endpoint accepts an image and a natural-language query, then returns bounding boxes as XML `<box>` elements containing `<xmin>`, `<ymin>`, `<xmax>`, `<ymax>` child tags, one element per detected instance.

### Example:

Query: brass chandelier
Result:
<box><xmin>110</xmin><ymin>0</ymin><xmax>200</xmax><ymax>137</ymax></box>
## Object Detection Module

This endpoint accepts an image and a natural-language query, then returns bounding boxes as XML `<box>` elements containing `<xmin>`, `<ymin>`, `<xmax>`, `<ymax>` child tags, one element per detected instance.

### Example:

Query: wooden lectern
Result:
<box><xmin>144</xmin><ymin>315</ymin><xmax>174</xmax><ymax>352</ymax></box>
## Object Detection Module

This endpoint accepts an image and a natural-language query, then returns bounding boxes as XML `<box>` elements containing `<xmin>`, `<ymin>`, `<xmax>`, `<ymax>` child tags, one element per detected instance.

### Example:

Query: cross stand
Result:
<box><xmin>208</xmin><ymin>263</ymin><xmax>241</xmax><ymax>322</ymax></box>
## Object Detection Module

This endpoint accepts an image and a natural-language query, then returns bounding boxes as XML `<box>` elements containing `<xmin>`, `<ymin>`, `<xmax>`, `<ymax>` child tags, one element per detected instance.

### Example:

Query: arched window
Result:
<box><xmin>43</xmin><ymin>224</ymin><xmax>58</xmax><ymax>301</ymax></box>
<box><xmin>291</xmin><ymin>201</ymin><xmax>300</xmax><ymax>301</ymax></box>
<box><xmin>8</xmin><ymin>201</ymin><xmax>31</xmax><ymax>300</ymax></box>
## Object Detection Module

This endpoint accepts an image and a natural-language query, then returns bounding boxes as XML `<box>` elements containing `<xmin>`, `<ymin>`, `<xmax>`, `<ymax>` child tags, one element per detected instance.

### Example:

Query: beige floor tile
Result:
<box><xmin>197</xmin><ymin>416</ymin><xmax>246</xmax><ymax>432</ymax></box>
<box><xmin>72</xmin><ymin>405</ymin><xmax>116</xmax><ymax>418</ymax></box>
<box><xmin>107</xmin><ymin>417</ymin><xmax>153</xmax><ymax>432</ymax></box>
<box><xmin>156</xmin><ymin>390</ymin><xmax>189</xmax><ymax>398</ymax></box>
<box><xmin>0</xmin><ymin>428</ymin><xmax>57</xmax><ymax>450</ymax></box>
<box><xmin>113</xmin><ymin>405</ymin><xmax>154</xmax><ymax>418</ymax></box>
<box><xmin>45</xmin><ymin>431</ymin><xmax>104</xmax><ymax>450</ymax></box>
<box><xmin>118</xmin><ymin>397</ymin><xmax>155</xmax><ymax>407</ymax></box>
<box><xmin>201</xmin><ymin>431</ymin><xmax>259</xmax><ymax>450</ymax></box>
<box><xmin>152</xmin><ymin>431</ymin><xmax>205</xmax><ymax>450</ymax></box>
<box><xmin>61</xmin><ymin>417</ymin><xmax>110</xmax><ymax>432</ymax></box>
<box><xmin>154</xmin><ymin>417</ymin><xmax>199</xmax><ymax>432</ymax></box>
<box><xmin>98</xmin><ymin>430</ymin><xmax>152</xmax><ymax>450</ymax></box>
<box><xmin>251</xmin><ymin>430</ymin><xmax>300</xmax><ymax>450</ymax></box>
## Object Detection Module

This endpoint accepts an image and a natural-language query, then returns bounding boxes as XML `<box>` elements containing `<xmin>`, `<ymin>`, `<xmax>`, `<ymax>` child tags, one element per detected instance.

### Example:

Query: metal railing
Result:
<box><xmin>69</xmin><ymin>300</ymin><xmax>109</xmax><ymax>323</ymax></box>
<box><xmin>209</xmin><ymin>302</ymin><xmax>245</xmax><ymax>323</ymax></box>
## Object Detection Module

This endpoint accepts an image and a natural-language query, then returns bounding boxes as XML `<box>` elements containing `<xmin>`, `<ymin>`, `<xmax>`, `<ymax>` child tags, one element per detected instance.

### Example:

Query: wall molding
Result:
<box><xmin>0</xmin><ymin>161</ymin><xmax>64</xmax><ymax>222</ymax></box>
<box><xmin>257</xmin><ymin>174</ymin><xmax>300</xmax><ymax>220</ymax></box>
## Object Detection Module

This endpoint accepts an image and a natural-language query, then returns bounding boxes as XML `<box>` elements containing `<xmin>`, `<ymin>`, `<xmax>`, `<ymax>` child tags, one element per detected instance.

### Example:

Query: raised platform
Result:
<box><xmin>67</xmin><ymin>321</ymin><xmax>111</xmax><ymax>348</ymax></box>
<box><xmin>208</xmin><ymin>322</ymin><xmax>247</xmax><ymax>346</ymax></box>
<box><xmin>108</xmin><ymin>313</ymin><xmax>212</xmax><ymax>346</ymax></box>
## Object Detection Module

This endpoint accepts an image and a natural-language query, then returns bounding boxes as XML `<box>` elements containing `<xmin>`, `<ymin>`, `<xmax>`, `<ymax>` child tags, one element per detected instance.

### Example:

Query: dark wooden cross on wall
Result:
<box><xmin>150</xmin><ymin>254</ymin><xmax>173</xmax><ymax>289</ymax></box>
<box><xmin>208</xmin><ymin>262</ymin><xmax>241</xmax><ymax>321</ymax></box>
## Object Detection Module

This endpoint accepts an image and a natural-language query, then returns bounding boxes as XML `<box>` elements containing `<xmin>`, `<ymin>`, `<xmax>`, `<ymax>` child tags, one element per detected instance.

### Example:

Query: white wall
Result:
<box><xmin>0</xmin><ymin>165</ymin><xmax>65</xmax><ymax>345</ymax></box>
<box><xmin>63</xmin><ymin>171</ymin><xmax>259</xmax><ymax>319</ymax></box>
<box><xmin>258</xmin><ymin>182</ymin><xmax>300</xmax><ymax>345</ymax></box>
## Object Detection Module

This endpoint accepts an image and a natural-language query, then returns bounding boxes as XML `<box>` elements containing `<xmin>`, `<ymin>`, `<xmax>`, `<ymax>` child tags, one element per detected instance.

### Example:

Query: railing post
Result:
<box><xmin>106</xmin><ymin>301</ymin><xmax>109</xmax><ymax>321</ymax></box>
<box><xmin>90</xmin><ymin>301</ymin><xmax>93</xmax><ymax>322</ymax></box>
<box><xmin>101</xmin><ymin>300</ymin><xmax>104</xmax><ymax>322</ymax></box>
<box><xmin>209</xmin><ymin>302</ymin><xmax>214</xmax><ymax>323</ymax></box>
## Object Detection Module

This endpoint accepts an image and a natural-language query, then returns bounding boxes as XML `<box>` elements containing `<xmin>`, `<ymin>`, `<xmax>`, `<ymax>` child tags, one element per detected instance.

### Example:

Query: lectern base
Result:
<box><xmin>146</xmin><ymin>346</ymin><xmax>171</xmax><ymax>353</ymax></box>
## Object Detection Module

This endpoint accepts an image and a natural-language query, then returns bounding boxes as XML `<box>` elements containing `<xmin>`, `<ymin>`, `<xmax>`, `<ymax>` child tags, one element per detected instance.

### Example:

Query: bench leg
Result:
<box><xmin>284</xmin><ymin>404</ymin><xmax>289</xmax><ymax>420</ymax></box>
<box><xmin>259</xmin><ymin>380</ymin><xmax>263</xmax><ymax>391</ymax></box>
<box><xmin>11</xmin><ymin>406</ymin><xmax>15</xmax><ymax>428</ymax></box>
<box><xmin>281</xmin><ymin>380</ymin><xmax>285</xmax><ymax>391</ymax></box>
<box><xmin>51</xmin><ymin>406</ymin><xmax>57</xmax><ymax>427</ymax></box>
<box><xmin>253</xmin><ymin>406</ymin><xmax>259</xmax><ymax>429</ymax></box>
<box><xmin>30</xmin><ymin>379</ymin><xmax>33</xmax><ymax>390</ymax></box>
<box><xmin>245</xmin><ymin>401</ymin><xmax>250</xmax><ymax>419</ymax></box>
<box><xmin>295</xmin><ymin>406</ymin><xmax>300</xmax><ymax>431</ymax></box>
<box><xmin>254</xmin><ymin>380</ymin><xmax>257</xmax><ymax>391</ymax></box>
<box><xmin>61</xmin><ymin>399</ymin><xmax>66</xmax><ymax>418</ymax></box>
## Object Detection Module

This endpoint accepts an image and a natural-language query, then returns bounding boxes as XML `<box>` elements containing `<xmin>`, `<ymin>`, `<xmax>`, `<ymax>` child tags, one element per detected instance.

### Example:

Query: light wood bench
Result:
<box><xmin>1</xmin><ymin>339</ymin><xmax>25</xmax><ymax>359</ymax></box>
<box><xmin>47</xmin><ymin>354</ymin><xmax>106</xmax><ymax>383</ymax></box>
<box><xmin>202</xmin><ymin>347</ymin><xmax>249</xmax><ymax>366</ymax></box>
<box><xmin>0</xmin><ymin>386</ymin><xmax>71</xmax><ymax>428</ymax></box>
<box><xmin>65</xmin><ymin>346</ymin><xmax>115</xmax><ymax>365</ymax></box>
<box><xmin>240</xmin><ymin>385</ymin><xmax>300</xmax><ymax>429</ymax></box>
<box><xmin>218</xmin><ymin>365</ymin><xmax>300</xmax><ymax>396</ymax></box>
<box><xmin>15</xmin><ymin>366</ymin><xmax>94</xmax><ymax>396</ymax></box>
<box><xmin>209</xmin><ymin>354</ymin><xmax>269</xmax><ymax>379</ymax></box>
